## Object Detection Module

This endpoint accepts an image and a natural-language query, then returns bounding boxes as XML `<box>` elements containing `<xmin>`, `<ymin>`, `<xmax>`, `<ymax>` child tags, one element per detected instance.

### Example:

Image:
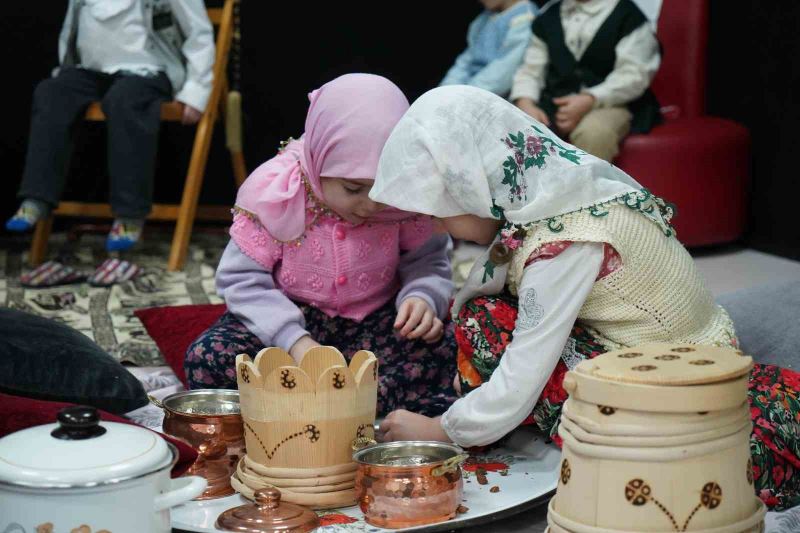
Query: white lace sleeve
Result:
<box><xmin>440</xmin><ymin>241</ymin><xmax>604</xmax><ymax>447</ymax></box>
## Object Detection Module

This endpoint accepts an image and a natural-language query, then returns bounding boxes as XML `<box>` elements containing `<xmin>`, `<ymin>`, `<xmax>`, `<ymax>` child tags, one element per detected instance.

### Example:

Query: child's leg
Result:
<box><xmin>101</xmin><ymin>72</ymin><xmax>171</xmax><ymax>250</ymax></box>
<box><xmin>568</xmin><ymin>107</ymin><xmax>632</xmax><ymax>162</ymax></box>
<box><xmin>15</xmin><ymin>68</ymin><xmax>105</xmax><ymax>220</ymax></box>
<box><xmin>306</xmin><ymin>300</ymin><xmax>459</xmax><ymax>417</ymax></box>
<box><xmin>184</xmin><ymin>312</ymin><xmax>266</xmax><ymax>389</ymax></box>
<box><xmin>747</xmin><ymin>363</ymin><xmax>800</xmax><ymax>511</ymax></box>
<box><xmin>455</xmin><ymin>294</ymin><xmax>606</xmax><ymax>442</ymax></box>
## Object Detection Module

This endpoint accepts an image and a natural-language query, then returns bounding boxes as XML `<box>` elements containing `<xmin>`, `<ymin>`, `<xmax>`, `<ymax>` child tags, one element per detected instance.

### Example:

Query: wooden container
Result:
<box><xmin>233</xmin><ymin>346</ymin><xmax>378</xmax><ymax>508</ymax></box>
<box><xmin>549</xmin><ymin>343</ymin><xmax>766</xmax><ymax>532</ymax></box>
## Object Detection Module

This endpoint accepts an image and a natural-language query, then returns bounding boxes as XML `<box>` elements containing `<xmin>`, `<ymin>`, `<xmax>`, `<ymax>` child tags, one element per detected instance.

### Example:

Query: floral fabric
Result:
<box><xmin>185</xmin><ymin>299</ymin><xmax>458</xmax><ymax>417</ymax></box>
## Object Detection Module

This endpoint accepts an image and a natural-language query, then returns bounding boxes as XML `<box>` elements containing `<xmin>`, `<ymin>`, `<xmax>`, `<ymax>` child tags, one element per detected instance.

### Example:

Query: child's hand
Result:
<box><xmin>515</xmin><ymin>98</ymin><xmax>550</xmax><ymax>126</ymax></box>
<box><xmin>289</xmin><ymin>335</ymin><xmax>320</xmax><ymax>363</ymax></box>
<box><xmin>395</xmin><ymin>297</ymin><xmax>444</xmax><ymax>343</ymax></box>
<box><xmin>378</xmin><ymin>410</ymin><xmax>451</xmax><ymax>443</ymax></box>
<box><xmin>553</xmin><ymin>93</ymin><xmax>595</xmax><ymax>134</ymax></box>
<box><xmin>181</xmin><ymin>103</ymin><xmax>203</xmax><ymax>125</ymax></box>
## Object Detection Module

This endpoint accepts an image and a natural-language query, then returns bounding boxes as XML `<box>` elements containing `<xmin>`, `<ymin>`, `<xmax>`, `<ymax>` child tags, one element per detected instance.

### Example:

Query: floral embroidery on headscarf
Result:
<box><xmin>501</xmin><ymin>125</ymin><xmax>587</xmax><ymax>203</ymax></box>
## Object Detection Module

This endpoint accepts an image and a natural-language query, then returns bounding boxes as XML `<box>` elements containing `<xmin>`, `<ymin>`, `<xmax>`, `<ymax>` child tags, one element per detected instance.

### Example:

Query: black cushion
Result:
<box><xmin>0</xmin><ymin>308</ymin><xmax>148</xmax><ymax>414</ymax></box>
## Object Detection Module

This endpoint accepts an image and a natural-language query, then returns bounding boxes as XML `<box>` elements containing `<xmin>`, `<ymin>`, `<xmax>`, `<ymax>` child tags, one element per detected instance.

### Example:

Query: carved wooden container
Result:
<box><xmin>548</xmin><ymin>343</ymin><xmax>766</xmax><ymax>532</ymax></box>
<box><xmin>232</xmin><ymin>346</ymin><xmax>378</xmax><ymax>508</ymax></box>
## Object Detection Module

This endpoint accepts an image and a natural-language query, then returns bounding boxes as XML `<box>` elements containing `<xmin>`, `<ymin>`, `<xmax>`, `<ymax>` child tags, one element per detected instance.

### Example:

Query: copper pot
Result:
<box><xmin>152</xmin><ymin>390</ymin><xmax>245</xmax><ymax>500</ymax></box>
<box><xmin>352</xmin><ymin>441</ymin><xmax>468</xmax><ymax>529</ymax></box>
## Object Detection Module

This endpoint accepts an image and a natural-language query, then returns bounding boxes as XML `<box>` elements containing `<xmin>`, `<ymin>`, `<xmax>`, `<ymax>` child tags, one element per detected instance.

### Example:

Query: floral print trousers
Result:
<box><xmin>455</xmin><ymin>293</ymin><xmax>800</xmax><ymax>511</ymax></box>
<box><xmin>184</xmin><ymin>299</ymin><xmax>458</xmax><ymax>417</ymax></box>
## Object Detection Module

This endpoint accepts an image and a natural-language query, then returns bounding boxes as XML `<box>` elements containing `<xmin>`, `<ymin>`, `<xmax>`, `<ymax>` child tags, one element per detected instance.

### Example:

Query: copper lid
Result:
<box><xmin>216</xmin><ymin>488</ymin><xmax>320</xmax><ymax>532</ymax></box>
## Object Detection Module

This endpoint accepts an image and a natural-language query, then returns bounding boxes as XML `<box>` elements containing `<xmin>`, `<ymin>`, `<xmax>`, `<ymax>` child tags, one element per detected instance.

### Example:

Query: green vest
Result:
<box><xmin>533</xmin><ymin>0</ymin><xmax>661</xmax><ymax>133</ymax></box>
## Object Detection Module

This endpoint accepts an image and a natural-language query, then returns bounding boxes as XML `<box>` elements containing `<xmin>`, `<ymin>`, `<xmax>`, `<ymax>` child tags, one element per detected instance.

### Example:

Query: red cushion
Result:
<box><xmin>135</xmin><ymin>304</ymin><xmax>227</xmax><ymax>388</ymax></box>
<box><xmin>615</xmin><ymin>117</ymin><xmax>750</xmax><ymax>247</ymax></box>
<box><xmin>0</xmin><ymin>392</ymin><xmax>198</xmax><ymax>477</ymax></box>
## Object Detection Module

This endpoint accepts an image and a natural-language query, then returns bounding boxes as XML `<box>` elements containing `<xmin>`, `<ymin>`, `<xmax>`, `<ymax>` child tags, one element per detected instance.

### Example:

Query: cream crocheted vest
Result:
<box><xmin>507</xmin><ymin>204</ymin><xmax>737</xmax><ymax>350</ymax></box>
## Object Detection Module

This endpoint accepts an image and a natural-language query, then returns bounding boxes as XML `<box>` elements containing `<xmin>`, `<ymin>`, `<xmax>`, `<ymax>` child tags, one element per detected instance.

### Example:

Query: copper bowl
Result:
<box><xmin>352</xmin><ymin>441</ymin><xmax>468</xmax><ymax>529</ymax></box>
<box><xmin>153</xmin><ymin>389</ymin><xmax>245</xmax><ymax>500</ymax></box>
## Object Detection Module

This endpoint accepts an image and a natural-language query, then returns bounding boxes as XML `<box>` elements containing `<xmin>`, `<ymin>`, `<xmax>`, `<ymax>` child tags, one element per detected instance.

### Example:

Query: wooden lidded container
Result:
<box><xmin>548</xmin><ymin>343</ymin><xmax>766</xmax><ymax>533</ymax></box>
<box><xmin>233</xmin><ymin>346</ymin><xmax>377</xmax><ymax>508</ymax></box>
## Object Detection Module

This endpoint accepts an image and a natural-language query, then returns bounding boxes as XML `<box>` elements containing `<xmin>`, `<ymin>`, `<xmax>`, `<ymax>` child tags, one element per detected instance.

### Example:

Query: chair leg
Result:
<box><xmin>231</xmin><ymin>149</ymin><xmax>247</xmax><ymax>188</ymax></box>
<box><xmin>29</xmin><ymin>217</ymin><xmax>54</xmax><ymax>267</ymax></box>
<box><xmin>168</xmin><ymin>117</ymin><xmax>215</xmax><ymax>272</ymax></box>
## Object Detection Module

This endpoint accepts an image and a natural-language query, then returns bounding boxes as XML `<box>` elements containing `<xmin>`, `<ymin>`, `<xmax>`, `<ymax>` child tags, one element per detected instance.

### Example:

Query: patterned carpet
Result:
<box><xmin>0</xmin><ymin>228</ymin><xmax>226</xmax><ymax>367</ymax></box>
<box><xmin>0</xmin><ymin>228</ymin><xmax>482</xmax><ymax>367</ymax></box>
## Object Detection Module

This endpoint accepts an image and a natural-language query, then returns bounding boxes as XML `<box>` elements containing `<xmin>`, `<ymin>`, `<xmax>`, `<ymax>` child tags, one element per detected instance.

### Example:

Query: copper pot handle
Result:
<box><xmin>148</xmin><ymin>395</ymin><xmax>164</xmax><ymax>409</ymax></box>
<box><xmin>351</xmin><ymin>436</ymin><xmax>377</xmax><ymax>451</ymax></box>
<box><xmin>197</xmin><ymin>439</ymin><xmax>229</xmax><ymax>463</ymax></box>
<box><xmin>432</xmin><ymin>453</ymin><xmax>469</xmax><ymax>477</ymax></box>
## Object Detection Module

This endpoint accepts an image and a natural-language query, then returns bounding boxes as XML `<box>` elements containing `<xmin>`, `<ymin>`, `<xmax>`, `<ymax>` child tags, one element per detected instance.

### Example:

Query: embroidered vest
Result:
<box><xmin>507</xmin><ymin>202</ymin><xmax>737</xmax><ymax>350</ymax></box>
<box><xmin>533</xmin><ymin>0</ymin><xmax>661</xmax><ymax>133</ymax></box>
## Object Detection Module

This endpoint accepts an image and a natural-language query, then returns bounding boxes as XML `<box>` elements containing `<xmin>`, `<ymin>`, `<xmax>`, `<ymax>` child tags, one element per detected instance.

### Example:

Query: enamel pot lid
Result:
<box><xmin>0</xmin><ymin>406</ymin><xmax>173</xmax><ymax>489</ymax></box>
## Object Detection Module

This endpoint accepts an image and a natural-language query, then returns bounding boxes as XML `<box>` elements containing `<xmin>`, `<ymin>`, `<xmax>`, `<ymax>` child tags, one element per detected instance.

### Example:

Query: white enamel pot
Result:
<box><xmin>0</xmin><ymin>406</ymin><xmax>207</xmax><ymax>533</ymax></box>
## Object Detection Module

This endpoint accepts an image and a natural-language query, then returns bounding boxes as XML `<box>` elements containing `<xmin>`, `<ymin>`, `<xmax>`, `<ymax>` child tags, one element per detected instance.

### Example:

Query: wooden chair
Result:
<box><xmin>30</xmin><ymin>0</ymin><xmax>246</xmax><ymax>271</ymax></box>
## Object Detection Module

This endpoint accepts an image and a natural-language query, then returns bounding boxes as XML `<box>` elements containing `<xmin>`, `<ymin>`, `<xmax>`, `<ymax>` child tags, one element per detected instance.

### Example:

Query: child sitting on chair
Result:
<box><xmin>511</xmin><ymin>0</ymin><xmax>661</xmax><ymax>162</ymax></box>
<box><xmin>440</xmin><ymin>0</ymin><xmax>537</xmax><ymax>99</ymax></box>
<box><xmin>185</xmin><ymin>74</ymin><xmax>459</xmax><ymax>417</ymax></box>
<box><xmin>6</xmin><ymin>0</ymin><xmax>214</xmax><ymax>257</ymax></box>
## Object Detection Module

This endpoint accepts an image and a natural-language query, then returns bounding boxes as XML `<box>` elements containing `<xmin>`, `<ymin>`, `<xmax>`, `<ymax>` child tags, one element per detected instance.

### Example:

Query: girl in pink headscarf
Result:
<box><xmin>184</xmin><ymin>74</ymin><xmax>458</xmax><ymax>416</ymax></box>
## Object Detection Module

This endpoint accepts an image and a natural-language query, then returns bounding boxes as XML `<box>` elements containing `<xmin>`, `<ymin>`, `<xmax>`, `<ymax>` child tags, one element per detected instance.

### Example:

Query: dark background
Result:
<box><xmin>1</xmin><ymin>1</ymin><xmax>798</xmax><ymax>259</ymax></box>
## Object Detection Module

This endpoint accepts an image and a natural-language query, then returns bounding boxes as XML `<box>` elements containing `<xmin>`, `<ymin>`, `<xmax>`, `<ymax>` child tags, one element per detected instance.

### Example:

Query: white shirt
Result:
<box><xmin>510</xmin><ymin>0</ymin><xmax>661</xmax><ymax>108</ymax></box>
<box><xmin>440</xmin><ymin>241</ymin><xmax>604</xmax><ymax>448</ymax></box>
<box><xmin>78</xmin><ymin>0</ymin><xmax>165</xmax><ymax>78</ymax></box>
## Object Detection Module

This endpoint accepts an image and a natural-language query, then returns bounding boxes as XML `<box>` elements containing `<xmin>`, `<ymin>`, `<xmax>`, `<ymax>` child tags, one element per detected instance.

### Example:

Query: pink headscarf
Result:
<box><xmin>235</xmin><ymin>74</ymin><xmax>412</xmax><ymax>242</ymax></box>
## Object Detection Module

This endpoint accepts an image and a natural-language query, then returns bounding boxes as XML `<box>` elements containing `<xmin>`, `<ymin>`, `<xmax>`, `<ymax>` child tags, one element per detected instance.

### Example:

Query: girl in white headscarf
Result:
<box><xmin>371</xmin><ymin>85</ymin><xmax>741</xmax><ymax>448</ymax></box>
<box><xmin>372</xmin><ymin>86</ymin><xmax>800</xmax><ymax>512</ymax></box>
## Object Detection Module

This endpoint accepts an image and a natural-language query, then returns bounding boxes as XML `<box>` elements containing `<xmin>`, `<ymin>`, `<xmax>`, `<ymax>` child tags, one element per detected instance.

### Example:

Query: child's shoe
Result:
<box><xmin>5</xmin><ymin>200</ymin><xmax>47</xmax><ymax>232</ymax></box>
<box><xmin>89</xmin><ymin>258</ymin><xmax>141</xmax><ymax>287</ymax></box>
<box><xmin>106</xmin><ymin>219</ymin><xmax>143</xmax><ymax>252</ymax></box>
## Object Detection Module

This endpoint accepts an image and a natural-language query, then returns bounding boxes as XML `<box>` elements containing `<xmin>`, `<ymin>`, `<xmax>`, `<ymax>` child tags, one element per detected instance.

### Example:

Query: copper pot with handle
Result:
<box><xmin>151</xmin><ymin>389</ymin><xmax>245</xmax><ymax>500</ymax></box>
<box><xmin>352</xmin><ymin>440</ymin><xmax>468</xmax><ymax>529</ymax></box>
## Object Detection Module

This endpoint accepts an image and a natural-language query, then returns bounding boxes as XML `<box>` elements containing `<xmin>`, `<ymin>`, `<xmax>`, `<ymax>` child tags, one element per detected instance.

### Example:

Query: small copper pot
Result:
<box><xmin>153</xmin><ymin>389</ymin><xmax>245</xmax><ymax>500</ymax></box>
<box><xmin>352</xmin><ymin>441</ymin><xmax>468</xmax><ymax>529</ymax></box>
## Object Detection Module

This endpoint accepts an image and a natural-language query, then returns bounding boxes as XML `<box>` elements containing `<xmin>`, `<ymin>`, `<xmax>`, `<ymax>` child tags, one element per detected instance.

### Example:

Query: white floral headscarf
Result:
<box><xmin>371</xmin><ymin>86</ymin><xmax>651</xmax><ymax>316</ymax></box>
<box><xmin>371</xmin><ymin>85</ymin><xmax>642</xmax><ymax>225</ymax></box>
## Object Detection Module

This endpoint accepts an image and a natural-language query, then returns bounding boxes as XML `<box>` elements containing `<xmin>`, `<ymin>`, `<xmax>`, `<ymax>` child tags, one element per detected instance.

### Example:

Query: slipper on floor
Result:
<box><xmin>20</xmin><ymin>260</ymin><xmax>88</xmax><ymax>288</ymax></box>
<box><xmin>89</xmin><ymin>258</ymin><xmax>142</xmax><ymax>287</ymax></box>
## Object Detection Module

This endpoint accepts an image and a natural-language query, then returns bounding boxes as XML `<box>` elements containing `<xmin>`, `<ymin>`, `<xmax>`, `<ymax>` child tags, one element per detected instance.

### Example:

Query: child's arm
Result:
<box><xmin>440</xmin><ymin>15</ymin><xmax>483</xmax><ymax>87</ymax></box>
<box><xmin>440</xmin><ymin>241</ymin><xmax>604</xmax><ymax>448</ymax></box>
<box><xmin>509</xmin><ymin>33</ymin><xmax>549</xmax><ymax>107</ymax></box>
<box><xmin>583</xmin><ymin>22</ymin><xmax>660</xmax><ymax>108</ymax></box>
<box><xmin>55</xmin><ymin>2</ymin><xmax>76</xmax><ymax>76</ymax></box>
<box><xmin>216</xmin><ymin>240</ymin><xmax>312</xmax><ymax>361</ymax></box>
<box><xmin>467</xmin><ymin>13</ymin><xmax>535</xmax><ymax>97</ymax></box>
<box><xmin>510</xmin><ymin>34</ymin><xmax>550</xmax><ymax>124</ymax></box>
<box><xmin>168</xmin><ymin>0</ymin><xmax>215</xmax><ymax>113</ymax></box>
